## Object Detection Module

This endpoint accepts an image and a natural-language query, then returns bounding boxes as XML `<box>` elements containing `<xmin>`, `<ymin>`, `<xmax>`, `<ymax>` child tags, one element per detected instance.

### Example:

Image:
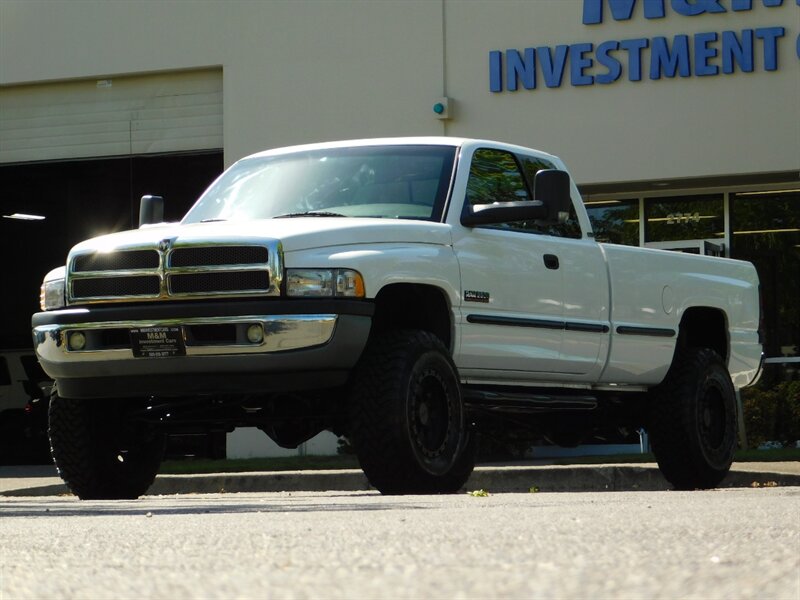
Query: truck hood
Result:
<box><xmin>69</xmin><ymin>218</ymin><xmax>453</xmax><ymax>255</ymax></box>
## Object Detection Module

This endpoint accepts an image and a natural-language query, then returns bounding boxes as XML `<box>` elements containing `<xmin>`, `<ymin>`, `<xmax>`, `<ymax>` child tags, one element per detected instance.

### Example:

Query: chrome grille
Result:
<box><xmin>68</xmin><ymin>242</ymin><xmax>281</xmax><ymax>304</ymax></box>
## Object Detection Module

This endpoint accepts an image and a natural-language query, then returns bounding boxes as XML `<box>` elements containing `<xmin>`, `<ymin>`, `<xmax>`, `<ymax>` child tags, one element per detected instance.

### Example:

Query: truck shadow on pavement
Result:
<box><xmin>0</xmin><ymin>494</ymin><xmax>435</xmax><ymax>519</ymax></box>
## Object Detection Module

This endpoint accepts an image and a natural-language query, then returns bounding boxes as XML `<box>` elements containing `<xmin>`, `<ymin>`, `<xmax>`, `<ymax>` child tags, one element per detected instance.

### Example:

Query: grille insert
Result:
<box><xmin>73</xmin><ymin>250</ymin><xmax>159</xmax><ymax>272</ymax></box>
<box><xmin>72</xmin><ymin>276</ymin><xmax>161</xmax><ymax>299</ymax></box>
<box><xmin>170</xmin><ymin>246</ymin><xmax>268</xmax><ymax>267</ymax></box>
<box><xmin>169</xmin><ymin>271</ymin><xmax>270</xmax><ymax>294</ymax></box>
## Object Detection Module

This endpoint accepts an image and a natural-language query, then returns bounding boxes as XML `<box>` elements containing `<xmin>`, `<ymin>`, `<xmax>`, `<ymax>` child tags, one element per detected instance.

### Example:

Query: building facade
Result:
<box><xmin>1</xmin><ymin>0</ymin><xmax>797</xmax><ymax>455</ymax></box>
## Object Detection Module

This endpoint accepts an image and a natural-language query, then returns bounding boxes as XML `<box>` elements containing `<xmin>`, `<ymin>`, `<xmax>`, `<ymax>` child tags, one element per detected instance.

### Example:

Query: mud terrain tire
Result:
<box><xmin>649</xmin><ymin>348</ymin><xmax>737</xmax><ymax>490</ymax></box>
<box><xmin>349</xmin><ymin>330</ymin><xmax>474</xmax><ymax>494</ymax></box>
<box><xmin>48</xmin><ymin>386</ymin><xmax>165</xmax><ymax>499</ymax></box>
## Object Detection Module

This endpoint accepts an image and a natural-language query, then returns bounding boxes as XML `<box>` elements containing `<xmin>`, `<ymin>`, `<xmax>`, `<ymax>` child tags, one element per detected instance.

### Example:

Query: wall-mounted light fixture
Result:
<box><xmin>2</xmin><ymin>213</ymin><xmax>46</xmax><ymax>221</ymax></box>
<box><xmin>432</xmin><ymin>97</ymin><xmax>451</xmax><ymax>120</ymax></box>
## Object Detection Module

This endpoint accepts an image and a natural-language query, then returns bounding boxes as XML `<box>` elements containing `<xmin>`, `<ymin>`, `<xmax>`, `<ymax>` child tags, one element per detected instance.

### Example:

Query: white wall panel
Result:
<box><xmin>0</xmin><ymin>70</ymin><xmax>222</xmax><ymax>163</ymax></box>
<box><xmin>0</xmin><ymin>1</ymin><xmax>796</xmax><ymax>183</ymax></box>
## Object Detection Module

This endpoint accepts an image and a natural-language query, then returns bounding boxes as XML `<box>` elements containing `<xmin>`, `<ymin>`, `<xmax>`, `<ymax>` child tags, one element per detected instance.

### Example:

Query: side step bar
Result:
<box><xmin>463</xmin><ymin>387</ymin><xmax>598</xmax><ymax>414</ymax></box>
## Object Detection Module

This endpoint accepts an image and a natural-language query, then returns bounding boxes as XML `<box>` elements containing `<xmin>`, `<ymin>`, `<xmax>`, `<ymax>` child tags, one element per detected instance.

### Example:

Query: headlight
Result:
<box><xmin>39</xmin><ymin>267</ymin><xmax>66</xmax><ymax>311</ymax></box>
<box><xmin>286</xmin><ymin>269</ymin><xmax>365</xmax><ymax>298</ymax></box>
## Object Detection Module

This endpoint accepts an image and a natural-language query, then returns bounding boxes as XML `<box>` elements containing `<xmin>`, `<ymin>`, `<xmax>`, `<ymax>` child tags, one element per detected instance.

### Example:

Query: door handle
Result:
<box><xmin>543</xmin><ymin>254</ymin><xmax>559</xmax><ymax>270</ymax></box>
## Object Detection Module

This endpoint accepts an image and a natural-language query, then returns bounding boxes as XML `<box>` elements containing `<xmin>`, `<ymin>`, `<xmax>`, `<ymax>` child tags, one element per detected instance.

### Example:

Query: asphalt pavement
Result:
<box><xmin>3</xmin><ymin>487</ymin><xmax>798</xmax><ymax>599</ymax></box>
<box><xmin>2</xmin><ymin>460</ymin><xmax>799</xmax><ymax>497</ymax></box>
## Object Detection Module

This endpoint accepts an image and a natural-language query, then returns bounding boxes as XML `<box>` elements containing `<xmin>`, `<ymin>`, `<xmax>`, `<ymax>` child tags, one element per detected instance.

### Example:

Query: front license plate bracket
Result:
<box><xmin>130</xmin><ymin>326</ymin><xmax>186</xmax><ymax>358</ymax></box>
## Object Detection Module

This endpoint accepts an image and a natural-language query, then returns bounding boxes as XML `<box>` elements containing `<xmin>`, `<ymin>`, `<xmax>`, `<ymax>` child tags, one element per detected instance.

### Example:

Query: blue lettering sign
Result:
<box><xmin>695</xmin><ymin>32</ymin><xmax>720</xmax><ymax>75</ymax></box>
<box><xmin>584</xmin><ymin>0</ymin><xmax>785</xmax><ymax>23</ymax></box>
<box><xmin>507</xmin><ymin>48</ymin><xmax>536</xmax><ymax>91</ymax></box>
<box><xmin>731</xmin><ymin>0</ymin><xmax>785</xmax><ymax>9</ymax></box>
<box><xmin>595</xmin><ymin>40</ymin><xmax>623</xmax><ymax>83</ymax></box>
<box><xmin>722</xmin><ymin>29</ymin><xmax>754</xmax><ymax>72</ymax></box>
<box><xmin>650</xmin><ymin>35</ymin><xmax>691</xmax><ymax>78</ymax></box>
<box><xmin>755</xmin><ymin>26</ymin><xmax>785</xmax><ymax>69</ymax></box>
<box><xmin>489</xmin><ymin>0</ymin><xmax>792</xmax><ymax>92</ymax></box>
<box><xmin>584</xmin><ymin>0</ymin><xmax>666</xmax><ymax>24</ymax></box>
<box><xmin>570</xmin><ymin>43</ymin><xmax>595</xmax><ymax>85</ymax></box>
<box><xmin>620</xmin><ymin>38</ymin><xmax>649</xmax><ymax>80</ymax></box>
<box><xmin>489</xmin><ymin>51</ymin><xmax>503</xmax><ymax>92</ymax></box>
<box><xmin>671</xmin><ymin>0</ymin><xmax>726</xmax><ymax>16</ymax></box>
<box><xmin>538</xmin><ymin>45</ymin><xmax>570</xmax><ymax>88</ymax></box>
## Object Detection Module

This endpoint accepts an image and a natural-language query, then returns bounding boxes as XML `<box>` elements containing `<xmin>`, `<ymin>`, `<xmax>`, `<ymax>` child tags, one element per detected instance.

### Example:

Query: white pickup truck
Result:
<box><xmin>33</xmin><ymin>137</ymin><xmax>763</xmax><ymax>499</ymax></box>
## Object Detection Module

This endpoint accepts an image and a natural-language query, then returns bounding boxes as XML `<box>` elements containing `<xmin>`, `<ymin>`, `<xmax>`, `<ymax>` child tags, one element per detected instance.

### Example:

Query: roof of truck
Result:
<box><xmin>243</xmin><ymin>137</ymin><xmax>561</xmax><ymax>163</ymax></box>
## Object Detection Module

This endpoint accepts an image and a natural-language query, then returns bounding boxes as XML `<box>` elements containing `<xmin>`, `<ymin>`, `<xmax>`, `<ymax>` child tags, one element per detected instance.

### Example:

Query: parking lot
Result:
<box><xmin>2</xmin><ymin>486</ymin><xmax>798</xmax><ymax>599</ymax></box>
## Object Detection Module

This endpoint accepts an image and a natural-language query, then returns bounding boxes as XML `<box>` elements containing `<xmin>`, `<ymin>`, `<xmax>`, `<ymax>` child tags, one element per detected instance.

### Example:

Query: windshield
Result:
<box><xmin>182</xmin><ymin>145</ymin><xmax>457</xmax><ymax>224</ymax></box>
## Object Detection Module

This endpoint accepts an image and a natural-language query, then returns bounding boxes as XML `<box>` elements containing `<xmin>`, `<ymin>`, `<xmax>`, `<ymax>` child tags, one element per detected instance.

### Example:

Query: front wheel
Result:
<box><xmin>348</xmin><ymin>330</ymin><xmax>475</xmax><ymax>494</ymax></box>
<box><xmin>48</xmin><ymin>386</ymin><xmax>165</xmax><ymax>499</ymax></box>
<box><xmin>648</xmin><ymin>347</ymin><xmax>738</xmax><ymax>490</ymax></box>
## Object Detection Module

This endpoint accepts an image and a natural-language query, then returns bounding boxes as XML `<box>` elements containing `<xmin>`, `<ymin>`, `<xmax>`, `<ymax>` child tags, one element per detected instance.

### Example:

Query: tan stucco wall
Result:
<box><xmin>1</xmin><ymin>0</ymin><xmax>798</xmax><ymax>184</ymax></box>
<box><xmin>443</xmin><ymin>0</ymin><xmax>800</xmax><ymax>184</ymax></box>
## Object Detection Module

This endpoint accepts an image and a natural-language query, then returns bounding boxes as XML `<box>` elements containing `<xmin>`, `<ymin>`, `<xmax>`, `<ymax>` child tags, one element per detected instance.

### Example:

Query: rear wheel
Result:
<box><xmin>649</xmin><ymin>347</ymin><xmax>737</xmax><ymax>490</ymax></box>
<box><xmin>48</xmin><ymin>385</ymin><xmax>165</xmax><ymax>499</ymax></box>
<box><xmin>349</xmin><ymin>330</ymin><xmax>475</xmax><ymax>494</ymax></box>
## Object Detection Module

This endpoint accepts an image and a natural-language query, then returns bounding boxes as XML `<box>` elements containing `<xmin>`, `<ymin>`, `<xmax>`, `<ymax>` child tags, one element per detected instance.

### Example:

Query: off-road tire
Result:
<box><xmin>649</xmin><ymin>347</ymin><xmax>737</xmax><ymax>490</ymax></box>
<box><xmin>48</xmin><ymin>385</ymin><xmax>165</xmax><ymax>499</ymax></box>
<box><xmin>349</xmin><ymin>330</ymin><xmax>475</xmax><ymax>494</ymax></box>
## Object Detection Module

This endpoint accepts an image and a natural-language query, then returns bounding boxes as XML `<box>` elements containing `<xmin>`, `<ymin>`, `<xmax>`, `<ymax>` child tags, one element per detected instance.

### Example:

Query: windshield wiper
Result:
<box><xmin>273</xmin><ymin>211</ymin><xmax>347</xmax><ymax>218</ymax></box>
<box><xmin>200</xmin><ymin>218</ymin><xmax>227</xmax><ymax>223</ymax></box>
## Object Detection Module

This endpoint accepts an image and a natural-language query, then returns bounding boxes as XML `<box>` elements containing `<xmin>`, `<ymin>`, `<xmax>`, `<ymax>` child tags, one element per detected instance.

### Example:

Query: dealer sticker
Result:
<box><xmin>130</xmin><ymin>326</ymin><xmax>186</xmax><ymax>358</ymax></box>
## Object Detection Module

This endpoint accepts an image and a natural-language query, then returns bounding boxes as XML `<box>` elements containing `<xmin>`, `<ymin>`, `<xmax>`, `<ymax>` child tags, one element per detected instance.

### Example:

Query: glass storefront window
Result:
<box><xmin>585</xmin><ymin>187</ymin><xmax>799</xmax><ymax>446</ymax></box>
<box><xmin>732</xmin><ymin>189</ymin><xmax>799</xmax><ymax>447</ymax></box>
<box><xmin>731</xmin><ymin>190</ymin><xmax>800</xmax><ymax>361</ymax></box>
<box><xmin>584</xmin><ymin>199</ymin><xmax>639</xmax><ymax>245</ymax></box>
<box><xmin>644</xmin><ymin>194</ymin><xmax>724</xmax><ymax>242</ymax></box>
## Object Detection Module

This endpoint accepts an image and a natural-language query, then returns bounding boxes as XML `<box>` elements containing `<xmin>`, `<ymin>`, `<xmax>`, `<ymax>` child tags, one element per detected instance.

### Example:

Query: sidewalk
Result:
<box><xmin>2</xmin><ymin>461</ymin><xmax>799</xmax><ymax>497</ymax></box>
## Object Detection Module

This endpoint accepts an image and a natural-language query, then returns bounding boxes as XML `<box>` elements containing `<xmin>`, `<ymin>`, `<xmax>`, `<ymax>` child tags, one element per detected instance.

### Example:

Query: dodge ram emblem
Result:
<box><xmin>158</xmin><ymin>239</ymin><xmax>172</xmax><ymax>253</ymax></box>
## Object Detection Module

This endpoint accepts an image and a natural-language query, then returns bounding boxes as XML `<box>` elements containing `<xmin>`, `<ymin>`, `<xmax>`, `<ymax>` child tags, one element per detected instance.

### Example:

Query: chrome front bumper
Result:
<box><xmin>31</xmin><ymin>299</ymin><xmax>374</xmax><ymax>398</ymax></box>
<box><xmin>33</xmin><ymin>314</ymin><xmax>338</xmax><ymax>364</ymax></box>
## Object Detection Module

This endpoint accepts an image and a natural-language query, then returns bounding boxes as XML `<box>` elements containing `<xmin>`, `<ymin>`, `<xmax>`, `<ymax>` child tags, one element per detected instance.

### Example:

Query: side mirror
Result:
<box><xmin>460</xmin><ymin>169</ymin><xmax>573</xmax><ymax>228</ymax></box>
<box><xmin>139</xmin><ymin>195</ymin><xmax>164</xmax><ymax>228</ymax></box>
<box><xmin>534</xmin><ymin>169</ymin><xmax>572</xmax><ymax>223</ymax></box>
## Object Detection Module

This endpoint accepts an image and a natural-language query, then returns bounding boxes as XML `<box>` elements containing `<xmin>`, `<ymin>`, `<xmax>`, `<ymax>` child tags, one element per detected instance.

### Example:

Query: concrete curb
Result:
<box><xmin>467</xmin><ymin>463</ymin><xmax>800</xmax><ymax>493</ymax></box>
<box><xmin>2</xmin><ymin>462</ymin><xmax>799</xmax><ymax>497</ymax></box>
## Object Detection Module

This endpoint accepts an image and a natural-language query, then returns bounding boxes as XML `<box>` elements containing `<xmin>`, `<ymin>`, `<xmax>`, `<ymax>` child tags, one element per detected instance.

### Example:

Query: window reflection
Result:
<box><xmin>584</xmin><ymin>199</ymin><xmax>639</xmax><ymax>245</ymax></box>
<box><xmin>731</xmin><ymin>190</ymin><xmax>800</xmax><ymax>361</ymax></box>
<box><xmin>644</xmin><ymin>194</ymin><xmax>724</xmax><ymax>242</ymax></box>
<box><xmin>466</xmin><ymin>149</ymin><xmax>581</xmax><ymax>238</ymax></box>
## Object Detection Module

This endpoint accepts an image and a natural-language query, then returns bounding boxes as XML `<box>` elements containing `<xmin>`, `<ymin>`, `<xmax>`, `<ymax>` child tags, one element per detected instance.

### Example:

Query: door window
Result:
<box><xmin>466</xmin><ymin>148</ymin><xmax>530</xmax><ymax>206</ymax></box>
<box><xmin>584</xmin><ymin>199</ymin><xmax>639</xmax><ymax>245</ymax></box>
<box><xmin>466</xmin><ymin>148</ymin><xmax>580</xmax><ymax>238</ymax></box>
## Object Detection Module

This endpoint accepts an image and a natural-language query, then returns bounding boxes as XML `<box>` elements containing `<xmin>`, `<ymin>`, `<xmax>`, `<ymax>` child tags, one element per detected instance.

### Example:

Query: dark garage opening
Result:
<box><xmin>0</xmin><ymin>151</ymin><xmax>224</xmax><ymax>350</ymax></box>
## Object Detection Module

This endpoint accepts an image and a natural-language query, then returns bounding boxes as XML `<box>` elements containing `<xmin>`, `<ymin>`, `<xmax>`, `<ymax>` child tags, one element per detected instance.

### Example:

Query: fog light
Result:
<box><xmin>246</xmin><ymin>324</ymin><xmax>264</xmax><ymax>344</ymax></box>
<box><xmin>69</xmin><ymin>331</ymin><xmax>86</xmax><ymax>351</ymax></box>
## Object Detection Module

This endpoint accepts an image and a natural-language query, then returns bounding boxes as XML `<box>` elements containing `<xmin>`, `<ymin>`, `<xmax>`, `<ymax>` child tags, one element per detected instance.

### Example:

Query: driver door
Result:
<box><xmin>454</xmin><ymin>148</ymin><xmax>565</xmax><ymax>379</ymax></box>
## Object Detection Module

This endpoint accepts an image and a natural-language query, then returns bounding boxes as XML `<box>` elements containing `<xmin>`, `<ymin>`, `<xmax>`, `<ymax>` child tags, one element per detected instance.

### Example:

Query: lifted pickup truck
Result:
<box><xmin>33</xmin><ymin>137</ymin><xmax>763</xmax><ymax>499</ymax></box>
